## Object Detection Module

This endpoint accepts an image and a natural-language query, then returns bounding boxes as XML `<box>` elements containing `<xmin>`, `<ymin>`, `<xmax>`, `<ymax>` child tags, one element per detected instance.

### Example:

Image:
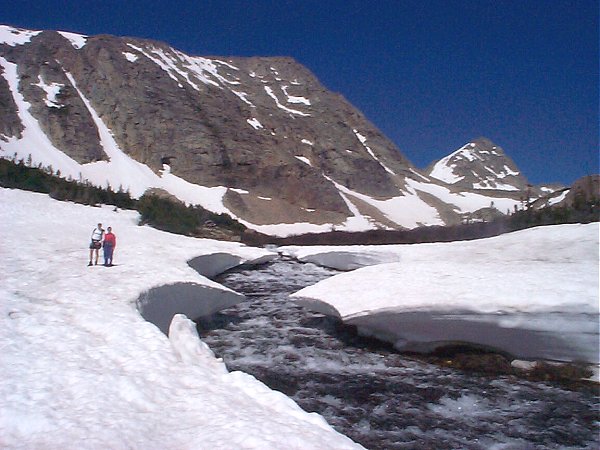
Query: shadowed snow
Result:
<box><xmin>289</xmin><ymin>223</ymin><xmax>599</xmax><ymax>364</ymax></box>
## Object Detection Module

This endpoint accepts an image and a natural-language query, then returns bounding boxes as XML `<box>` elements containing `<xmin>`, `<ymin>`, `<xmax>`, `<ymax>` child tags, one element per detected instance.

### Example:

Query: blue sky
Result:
<box><xmin>3</xmin><ymin>0</ymin><xmax>598</xmax><ymax>185</ymax></box>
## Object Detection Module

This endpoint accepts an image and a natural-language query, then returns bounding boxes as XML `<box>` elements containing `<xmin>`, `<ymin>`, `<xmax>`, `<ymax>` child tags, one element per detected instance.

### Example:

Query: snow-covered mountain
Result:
<box><xmin>0</xmin><ymin>25</ymin><xmax>559</xmax><ymax>236</ymax></box>
<box><xmin>426</xmin><ymin>137</ymin><xmax>529</xmax><ymax>191</ymax></box>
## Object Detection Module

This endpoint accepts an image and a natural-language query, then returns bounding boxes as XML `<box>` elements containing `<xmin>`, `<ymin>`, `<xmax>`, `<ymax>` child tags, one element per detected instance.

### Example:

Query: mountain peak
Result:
<box><xmin>426</xmin><ymin>138</ymin><xmax>529</xmax><ymax>191</ymax></box>
<box><xmin>1</xmin><ymin>26</ymin><xmax>549</xmax><ymax>236</ymax></box>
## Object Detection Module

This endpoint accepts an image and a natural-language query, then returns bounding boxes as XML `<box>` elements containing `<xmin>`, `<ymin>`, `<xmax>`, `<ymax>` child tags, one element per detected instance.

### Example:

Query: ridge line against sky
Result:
<box><xmin>2</xmin><ymin>0</ymin><xmax>598</xmax><ymax>185</ymax></box>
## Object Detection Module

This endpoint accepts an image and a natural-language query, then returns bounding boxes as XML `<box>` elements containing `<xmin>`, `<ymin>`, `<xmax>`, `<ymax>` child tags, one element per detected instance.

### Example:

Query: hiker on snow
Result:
<box><xmin>88</xmin><ymin>223</ymin><xmax>104</xmax><ymax>266</ymax></box>
<box><xmin>103</xmin><ymin>227</ymin><xmax>117</xmax><ymax>267</ymax></box>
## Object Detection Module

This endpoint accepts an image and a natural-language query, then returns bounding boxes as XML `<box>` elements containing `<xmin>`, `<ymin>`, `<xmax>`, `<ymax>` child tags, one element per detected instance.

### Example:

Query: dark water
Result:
<box><xmin>196</xmin><ymin>258</ymin><xmax>599</xmax><ymax>450</ymax></box>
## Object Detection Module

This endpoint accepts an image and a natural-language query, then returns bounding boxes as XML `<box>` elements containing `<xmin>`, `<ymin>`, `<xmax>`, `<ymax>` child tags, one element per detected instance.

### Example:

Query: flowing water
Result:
<box><xmin>196</xmin><ymin>257</ymin><xmax>599</xmax><ymax>450</ymax></box>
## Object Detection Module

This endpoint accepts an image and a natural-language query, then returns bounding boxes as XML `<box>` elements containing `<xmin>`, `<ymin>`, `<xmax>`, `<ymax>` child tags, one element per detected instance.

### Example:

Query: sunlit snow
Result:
<box><xmin>33</xmin><ymin>75</ymin><xmax>64</xmax><ymax>108</ymax></box>
<box><xmin>0</xmin><ymin>25</ymin><xmax>41</xmax><ymax>46</ymax></box>
<box><xmin>429</xmin><ymin>143</ymin><xmax>521</xmax><ymax>191</ymax></box>
<box><xmin>289</xmin><ymin>223</ymin><xmax>599</xmax><ymax>364</ymax></box>
<box><xmin>327</xmin><ymin>176</ymin><xmax>445</xmax><ymax>229</ymax></box>
<box><xmin>352</xmin><ymin>129</ymin><xmax>396</xmax><ymax>175</ymax></box>
<box><xmin>295</xmin><ymin>156</ymin><xmax>312</xmax><ymax>166</ymax></box>
<box><xmin>0</xmin><ymin>188</ymin><xmax>363</xmax><ymax>449</ymax></box>
<box><xmin>247</xmin><ymin>117</ymin><xmax>263</xmax><ymax>129</ymax></box>
<box><xmin>406</xmin><ymin>178</ymin><xmax>521</xmax><ymax>214</ymax></box>
<box><xmin>57</xmin><ymin>30</ymin><xmax>87</xmax><ymax>49</ymax></box>
<box><xmin>0</xmin><ymin>59</ymin><xmax>234</xmax><ymax>215</ymax></box>
<box><xmin>122</xmin><ymin>51</ymin><xmax>138</xmax><ymax>62</ymax></box>
<box><xmin>264</xmin><ymin>86</ymin><xmax>310</xmax><ymax>116</ymax></box>
<box><xmin>281</xmin><ymin>85</ymin><xmax>311</xmax><ymax>105</ymax></box>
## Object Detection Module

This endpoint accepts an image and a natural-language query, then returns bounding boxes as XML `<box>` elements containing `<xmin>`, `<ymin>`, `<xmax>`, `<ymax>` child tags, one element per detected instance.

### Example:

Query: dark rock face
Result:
<box><xmin>562</xmin><ymin>175</ymin><xmax>600</xmax><ymax>207</ymax></box>
<box><xmin>0</xmin><ymin>67</ymin><xmax>22</xmax><ymax>141</ymax></box>
<box><xmin>2</xmin><ymin>31</ymin><xmax>105</xmax><ymax>163</ymax></box>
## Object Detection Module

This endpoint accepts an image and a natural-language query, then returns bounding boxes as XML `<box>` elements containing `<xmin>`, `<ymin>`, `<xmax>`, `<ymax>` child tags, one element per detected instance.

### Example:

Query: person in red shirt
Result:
<box><xmin>102</xmin><ymin>226</ymin><xmax>117</xmax><ymax>266</ymax></box>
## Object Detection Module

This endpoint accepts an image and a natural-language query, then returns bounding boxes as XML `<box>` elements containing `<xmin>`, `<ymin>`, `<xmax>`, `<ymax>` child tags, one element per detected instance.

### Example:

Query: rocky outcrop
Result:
<box><xmin>561</xmin><ymin>175</ymin><xmax>600</xmax><ymax>208</ymax></box>
<box><xmin>2</xmin><ymin>30</ymin><xmax>105</xmax><ymax>163</ymax></box>
<box><xmin>0</xmin><ymin>66</ymin><xmax>22</xmax><ymax>141</ymax></box>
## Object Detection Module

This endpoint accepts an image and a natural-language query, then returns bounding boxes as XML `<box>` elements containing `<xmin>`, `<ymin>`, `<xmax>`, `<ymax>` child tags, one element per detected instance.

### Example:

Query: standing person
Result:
<box><xmin>88</xmin><ymin>223</ymin><xmax>104</xmax><ymax>266</ymax></box>
<box><xmin>103</xmin><ymin>226</ymin><xmax>117</xmax><ymax>266</ymax></box>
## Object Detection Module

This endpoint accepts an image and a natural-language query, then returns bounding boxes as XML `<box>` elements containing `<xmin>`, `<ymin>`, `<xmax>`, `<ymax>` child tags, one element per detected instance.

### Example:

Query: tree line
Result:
<box><xmin>0</xmin><ymin>156</ymin><xmax>247</xmax><ymax>239</ymax></box>
<box><xmin>1</xmin><ymin>155</ymin><xmax>597</xmax><ymax>246</ymax></box>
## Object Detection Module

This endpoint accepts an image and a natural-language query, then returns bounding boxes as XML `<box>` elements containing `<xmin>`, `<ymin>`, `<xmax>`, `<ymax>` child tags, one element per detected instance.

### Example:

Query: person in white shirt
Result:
<box><xmin>88</xmin><ymin>223</ymin><xmax>105</xmax><ymax>266</ymax></box>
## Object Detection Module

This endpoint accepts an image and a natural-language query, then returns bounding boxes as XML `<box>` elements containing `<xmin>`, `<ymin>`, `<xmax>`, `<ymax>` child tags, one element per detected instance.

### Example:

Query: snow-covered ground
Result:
<box><xmin>287</xmin><ymin>224</ymin><xmax>600</xmax><ymax>365</ymax></box>
<box><xmin>0</xmin><ymin>188</ymin><xmax>363</xmax><ymax>449</ymax></box>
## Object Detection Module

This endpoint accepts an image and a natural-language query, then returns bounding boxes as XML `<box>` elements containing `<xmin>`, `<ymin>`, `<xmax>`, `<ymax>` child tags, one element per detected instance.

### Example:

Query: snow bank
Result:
<box><xmin>281</xmin><ymin>246</ymin><xmax>402</xmax><ymax>271</ymax></box>
<box><xmin>290</xmin><ymin>223</ymin><xmax>599</xmax><ymax>363</ymax></box>
<box><xmin>138</xmin><ymin>283</ymin><xmax>244</xmax><ymax>334</ymax></box>
<box><xmin>0</xmin><ymin>188</ymin><xmax>362</xmax><ymax>449</ymax></box>
<box><xmin>188</xmin><ymin>251</ymin><xmax>274</xmax><ymax>278</ymax></box>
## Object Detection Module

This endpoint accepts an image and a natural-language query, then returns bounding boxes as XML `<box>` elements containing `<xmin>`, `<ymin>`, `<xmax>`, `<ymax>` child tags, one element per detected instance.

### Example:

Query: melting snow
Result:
<box><xmin>429</xmin><ymin>143</ymin><xmax>521</xmax><ymax>191</ymax></box>
<box><xmin>289</xmin><ymin>223</ymin><xmax>600</xmax><ymax>364</ymax></box>
<box><xmin>547</xmin><ymin>190</ymin><xmax>569</xmax><ymax>206</ymax></box>
<box><xmin>57</xmin><ymin>30</ymin><xmax>87</xmax><ymax>49</ymax></box>
<box><xmin>0</xmin><ymin>61</ymin><xmax>233</xmax><ymax>215</ymax></box>
<box><xmin>243</xmin><ymin>221</ymin><xmax>335</xmax><ymax>237</ymax></box>
<box><xmin>214</xmin><ymin>59</ymin><xmax>239</xmax><ymax>71</ymax></box>
<box><xmin>473</xmin><ymin>179</ymin><xmax>519</xmax><ymax>191</ymax></box>
<box><xmin>502</xmin><ymin>164</ymin><xmax>520</xmax><ymax>176</ymax></box>
<box><xmin>352</xmin><ymin>129</ymin><xmax>396</xmax><ymax>175</ymax></box>
<box><xmin>125</xmin><ymin>44</ymin><xmax>240</xmax><ymax>92</ymax></box>
<box><xmin>232</xmin><ymin>89</ymin><xmax>254</xmax><ymax>106</ymax></box>
<box><xmin>295</xmin><ymin>156</ymin><xmax>312</xmax><ymax>166</ymax></box>
<box><xmin>247</xmin><ymin>118</ymin><xmax>263</xmax><ymax>129</ymax></box>
<box><xmin>281</xmin><ymin>85</ymin><xmax>311</xmax><ymax>105</ymax></box>
<box><xmin>264</xmin><ymin>86</ymin><xmax>310</xmax><ymax>116</ymax></box>
<box><xmin>122</xmin><ymin>51</ymin><xmax>138</xmax><ymax>62</ymax></box>
<box><xmin>0</xmin><ymin>25</ymin><xmax>41</xmax><ymax>46</ymax></box>
<box><xmin>335</xmin><ymin>191</ymin><xmax>375</xmax><ymax>232</ymax></box>
<box><xmin>327</xmin><ymin>175</ymin><xmax>444</xmax><ymax>229</ymax></box>
<box><xmin>0</xmin><ymin>57</ymin><xmax>83</xmax><ymax>173</ymax></box>
<box><xmin>33</xmin><ymin>75</ymin><xmax>64</xmax><ymax>108</ymax></box>
<box><xmin>407</xmin><ymin>178</ymin><xmax>521</xmax><ymax>213</ymax></box>
<box><xmin>0</xmin><ymin>188</ymin><xmax>362</xmax><ymax>449</ymax></box>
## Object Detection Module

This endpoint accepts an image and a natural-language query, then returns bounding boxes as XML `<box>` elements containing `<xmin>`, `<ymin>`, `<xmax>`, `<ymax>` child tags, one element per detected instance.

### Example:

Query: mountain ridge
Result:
<box><xmin>0</xmin><ymin>25</ymin><xmax>564</xmax><ymax>236</ymax></box>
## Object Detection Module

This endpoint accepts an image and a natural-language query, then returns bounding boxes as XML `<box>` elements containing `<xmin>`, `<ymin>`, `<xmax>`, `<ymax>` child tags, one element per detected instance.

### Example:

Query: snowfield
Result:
<box><xmin>0</xmin><ymin>188</ymin><xmax>363</xmax><ymax>449</ymax></box>
<box><xmin>287</xmin><ymin>223</ymin><xmax>600</xmax><ymax>364</ymax></box>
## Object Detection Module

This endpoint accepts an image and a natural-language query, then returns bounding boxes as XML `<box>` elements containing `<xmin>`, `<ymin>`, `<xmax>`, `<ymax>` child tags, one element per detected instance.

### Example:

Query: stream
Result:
<box><xmin>196</xmin><ymin>257</ymin><xmax>599</xmax><ymax>450</ymax></box>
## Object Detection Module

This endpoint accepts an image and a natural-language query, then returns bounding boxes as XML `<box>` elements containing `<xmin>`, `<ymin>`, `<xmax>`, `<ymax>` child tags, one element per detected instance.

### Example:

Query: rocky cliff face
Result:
<box><xmin>560</xmin><ymin>175</ymin><xmax>599</xmax><ymax>208</ymax></box>
<box><xmin>0</xmin><ymin>25</ymin><xmax>555</xmax><ymax>236</ymax></box>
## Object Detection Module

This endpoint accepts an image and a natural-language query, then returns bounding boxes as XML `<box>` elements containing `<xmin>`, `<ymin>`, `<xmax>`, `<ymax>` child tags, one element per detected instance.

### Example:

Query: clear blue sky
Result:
<box><xmin>4</xmin><ymin>0</ymin><xmax>598</xmax><ymax>185</ymax></box>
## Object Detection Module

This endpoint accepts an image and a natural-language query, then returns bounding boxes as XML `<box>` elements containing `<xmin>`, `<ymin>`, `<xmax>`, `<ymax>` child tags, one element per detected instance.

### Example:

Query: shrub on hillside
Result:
<box><xmin>0</xmin><ymin>157</ymin><xmax>136</xmax><ymax>209</ymax></box>
<box><xmin>137</xmin><ymin>193</ymin><xmax>246</xmax><ymax>237</ymax></box>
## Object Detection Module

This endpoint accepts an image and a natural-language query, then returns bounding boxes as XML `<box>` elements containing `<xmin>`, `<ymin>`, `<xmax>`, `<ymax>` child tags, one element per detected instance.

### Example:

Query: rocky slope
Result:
<box><xmin>0</xmin><ymin>25</ymin><xmax>559</xmax><ymax>236</ymax></box>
